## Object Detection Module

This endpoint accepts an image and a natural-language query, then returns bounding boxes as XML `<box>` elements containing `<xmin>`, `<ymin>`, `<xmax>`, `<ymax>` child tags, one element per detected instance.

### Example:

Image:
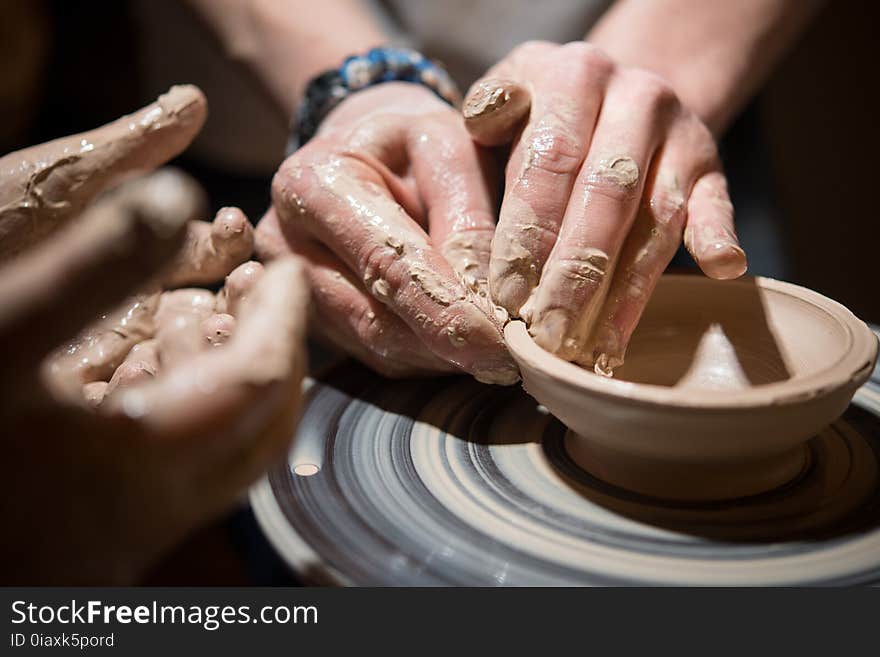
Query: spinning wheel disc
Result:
<box><xmin>252</xmin><ymin>338</ymin><xmax>880</xmax><ymax>586</ymax></box>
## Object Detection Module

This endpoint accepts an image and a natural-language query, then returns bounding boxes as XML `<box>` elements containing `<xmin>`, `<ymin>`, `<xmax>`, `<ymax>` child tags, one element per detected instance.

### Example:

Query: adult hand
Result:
<box><xmin>0</xmin><ymin>87</ymin><xmax>310</xmax><ymax>584</ymax></box>
<box><xmin>258</xmin><ymin>82</ymin><xmax>517</xmax><ymax>384</ymax></box>
<box><xmin>463</xmin><ymin>41</ymin><xmax>748</xmax><ymax>374</ymax></box>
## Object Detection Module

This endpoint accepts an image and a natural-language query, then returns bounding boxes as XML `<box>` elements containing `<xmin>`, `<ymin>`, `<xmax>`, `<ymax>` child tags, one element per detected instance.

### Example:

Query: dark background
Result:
<box><xmin>2</xmin><ymin>0</ymin><xmax>877</xmax><ymax>584</ymax></box>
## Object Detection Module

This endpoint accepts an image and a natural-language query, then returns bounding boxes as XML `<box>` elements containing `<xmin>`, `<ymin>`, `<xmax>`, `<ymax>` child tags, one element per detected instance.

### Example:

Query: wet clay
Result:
<box><xmin>590</xmin><ymin>156</ymin><xmax>640</xmax><ymax>189</ymax></box>
<box><xmin>441</xmin><ymin>230</ymin><xmax>492</xmax><ymax>295</ymax></box>
<box><xmin>505</xmin><ymin>275</ymin><xmax>878</xmax><ymax>501</ymax></box>
<box><xmin>462</xmin><ymin>78</ymin><xmax>531</xmax><ymax>146</ymax></box>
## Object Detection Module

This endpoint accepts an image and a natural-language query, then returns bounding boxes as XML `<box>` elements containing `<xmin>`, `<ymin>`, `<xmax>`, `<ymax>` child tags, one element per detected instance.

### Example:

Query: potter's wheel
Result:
<box><xmin>251</xmin><ymin>333</ymin><xmax>880</xmax><ymax>586</ymax></box>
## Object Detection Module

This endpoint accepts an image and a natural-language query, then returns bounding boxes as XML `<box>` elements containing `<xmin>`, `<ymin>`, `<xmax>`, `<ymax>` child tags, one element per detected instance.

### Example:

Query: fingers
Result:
<box><xmin>522</xmin><ymin>72</ymin><xmax>672</xmax><ymax>362</ymax></box>
<box><xmin>463</xmin><ymin>78</ymin><xmax>531</xmax><ymax>146</ymax></box>
<box><xmin>408</xmin><ymin>115</ymin><xmax>499</xmax><ymax>296</ymax></box>
<box><xmin>254</xmin><ymin>209</ymin><xmax>290</xmax><ymax>262</ymax></box>
<box><xmin>0</xmin><ymin>85</ymin><xmax>207</xmax><ymax>260</ymax></box>
<box><xmin>154</xmin><ymin>289</ymin><xmax>216</xmax><ymax>368</ymax></box>
<box><xmin>579</xmin><ymin>177</ymin><xmax>686</xmax><ymax>374</ymax></box>
<box><xmin>573</xmin><ymin>118</ymin><xmax>745</xmax><ymax>374</ymax></box>
<box><xmin>106</xmin><ymin>258</ymin><xmax>309</xmax><ymax>450</ymax></box>
<box><xmin>1</xmin><ymin>175</ymin><xmax>193</xmax><ymax>380</ymax></box>
<box><xmin>215</xmin><ymin>260</ymin><xmax>264</xmax><ymax>316</ymax></box>
<box><xmin>163</xmin><ymin>206</ymin><xmax>255</xmax><ymax>288</ymax></box>
<box><xmin>103</xmin><ymin>339</ymin><xmax>160</xmax><ymax>400</ymax></box>
<box><xmin>44</xmin><ymin>292</ymin><xmax>160</xmax><ymax>393</ymax></box>
<box><xmin>273</xmin><ymin>145</ymin><xmax>518</xmax><ymax>384</ymax></box>
<box><xmin>684</xmin><ymin>171</ymin><xmax>747</xmax><ymax>279</ymax></box>
<box><xmin>486</xmin><ymin>44</ymin><xmax>613</xmax><ymax>315</ymax></box>
<box><xmin>277</xmin><ymin>212</ymin><xmax>455</xmax><ymax>377</ymax></box>
<box><xmin>82</xmin><ymin>381</ymin><xmax>108</xmax><ymax>408</ymax></box>
<box><xmin>202</xmin><ymin>314</ymin><xmax>236</xmax><ymax>348</ymax></box>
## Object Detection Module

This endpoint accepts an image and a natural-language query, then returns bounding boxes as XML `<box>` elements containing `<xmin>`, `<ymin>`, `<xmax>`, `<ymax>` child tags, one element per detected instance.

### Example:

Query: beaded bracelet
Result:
<box><xmin>288</xmin><ymin>47</ymin><xmax>461</xmax><ymax>153</ymax></box>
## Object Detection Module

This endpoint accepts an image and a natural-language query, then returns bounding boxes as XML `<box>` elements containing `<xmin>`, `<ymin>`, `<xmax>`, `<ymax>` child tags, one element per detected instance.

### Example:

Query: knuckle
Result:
<box><xmin>564</xmin><ymin>41</ymin><xmax>613</xmax><ymax>76</ymax></box>
<box><xmin>524</xmin><ymin>129</ymin><xmax>584</xmax><ymax>177</ymax></box>
<box><xmin>649</xmin><ymin>188</ymin><xmax>687</xmax><ymax>231</ymax></box>
<box><xmin>622</xmin><ymin>267</ymin><xmax>654</xmax><ymax>301</ymax></box>
<box><xmin>682</xmin><ymin>118</ymin><xmax>721</xmax><ymax>172</ymax></box>
<box><xmin>554</xmin><ymin>249</ymin><xmax>609</xmax><ymax>290</ymax></box>
<box><xmin>513</xmin><ymin>40</ymin><xmax>555</xmax><ymax>59</ymax></box>
<box><xmin>631</xmin><ymin>70</ymin><xmax>679</xmax><ymax>116</ymax></box>
<box><xmin>584</xmin><ymin>157</ymin><xmax>641</xmax><ymax>200</ymax></box>
<box><xmin>271</xmin><ymin>158</ymin><xmax>312</xmax><ymax>222</ymax></box>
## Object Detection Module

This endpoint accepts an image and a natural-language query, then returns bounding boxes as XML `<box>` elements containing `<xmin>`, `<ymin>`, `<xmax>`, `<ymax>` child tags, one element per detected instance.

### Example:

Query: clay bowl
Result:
<box><xmin>505</xmin><ymin>275</ymin><xmax>878</xmax><ymax>501</ymax></box>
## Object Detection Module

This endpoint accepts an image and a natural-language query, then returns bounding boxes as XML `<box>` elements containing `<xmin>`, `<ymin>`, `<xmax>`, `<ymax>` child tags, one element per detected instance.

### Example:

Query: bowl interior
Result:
<box><xmin>611</xmin><ymin>276</ymin><xmax>850</xmax><ymax>391</ymax></box>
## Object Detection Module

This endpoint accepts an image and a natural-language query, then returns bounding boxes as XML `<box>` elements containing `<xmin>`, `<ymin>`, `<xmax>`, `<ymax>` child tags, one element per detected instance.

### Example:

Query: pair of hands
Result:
<box><xmin>259</xmin><ymin>41</ymin><xmax>747</xmax><ymax>379</ymax></box>
<box><xmin>0</xmin><ymin>86</ymin><xmax>308</xmax><ymax>583</ymax></box>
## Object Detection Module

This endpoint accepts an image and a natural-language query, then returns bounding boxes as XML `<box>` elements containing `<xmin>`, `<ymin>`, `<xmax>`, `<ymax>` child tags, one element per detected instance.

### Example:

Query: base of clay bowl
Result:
<box><xmin>564</xmin><ymin>432</ymin><xmax>809</xmax><ymax>501</ymax></box>
<box><xmin>505</xmin><ymin>275</ymin><xmax>879</xmax><ymax>502</ymax></box>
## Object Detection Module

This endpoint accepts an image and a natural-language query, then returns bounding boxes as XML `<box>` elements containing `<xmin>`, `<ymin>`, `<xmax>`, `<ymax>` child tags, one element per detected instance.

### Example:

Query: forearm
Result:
<box><xmin>187</xmin><ymin>0</ymin><xmax>386</xmax><ymax>118</ymax></box>
<box><xmin>587</xmin><ymin>0</ymin><xmax>823</xmax><ymax>134</ymax></box>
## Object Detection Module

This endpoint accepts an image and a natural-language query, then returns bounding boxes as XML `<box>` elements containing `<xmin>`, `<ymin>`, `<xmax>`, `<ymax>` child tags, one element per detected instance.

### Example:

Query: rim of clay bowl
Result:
<box><xmin>504</xmin><ymin>275</ymin><xmax>878</xmax><ymax>410</ymax></box>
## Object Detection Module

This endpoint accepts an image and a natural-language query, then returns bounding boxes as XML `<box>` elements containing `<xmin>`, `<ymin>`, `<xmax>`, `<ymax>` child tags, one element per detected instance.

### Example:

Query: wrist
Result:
<box><xmin>187</xmin><ymin>0</ymin><xmax>388</xmax><ymax>120</ymax></box>
<box><xmin>586</xmin><ymin>0</ymin><xmax>823</xmax><ymax>135</ymax></box>
<box><xmin>586</xmin><ymin>34</ymin><xmax>734</xmax><ymax>134</ymax></box>
<box><xmin>290</xmin><ymin>46</ymin><xmax>460</xmax><ymax>151</ymax></box>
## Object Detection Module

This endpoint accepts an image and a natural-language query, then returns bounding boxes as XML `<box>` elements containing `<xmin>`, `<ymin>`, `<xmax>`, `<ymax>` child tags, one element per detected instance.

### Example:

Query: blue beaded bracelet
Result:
<box><xmin>288</xmin><ymin>47</ymin><xmax>460</xmax><ymax>153</ymax></box>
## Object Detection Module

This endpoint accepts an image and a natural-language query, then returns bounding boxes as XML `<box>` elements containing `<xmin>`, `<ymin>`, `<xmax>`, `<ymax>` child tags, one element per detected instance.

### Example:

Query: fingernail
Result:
<box><xmin>463</xmin><ymin>79</ymin><xmax>511</xmax><ymax>120</ymax></box>
<box><xmin>528</xmin><ymin>308</ymin><xmax>570</xmax><ymax>354</ymax></box>
<box><xmin>703</xmin><ymin>242</ymin><xmax>748</xmax><ymax>280</ymax></box>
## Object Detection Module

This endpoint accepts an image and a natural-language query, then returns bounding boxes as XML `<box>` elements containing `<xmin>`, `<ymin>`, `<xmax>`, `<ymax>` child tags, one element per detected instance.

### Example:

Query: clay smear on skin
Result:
<box><xmin>49</xmin><ymin>260</ymin><xmax>260</xmax><ymax>405</ymax></box>
<box><xmin>311</xmin><ymin>159</ymin><xmax>515</xmax><ymax>383</ymax></box>
<box><xmin>489</xmin><ymin>197</ymin><xmax>543</xmax><ymax>311</ymax></box>
<box><xmin>313</xmin><ymin>160</ymin><xmax>476</xmax><ymax>312</ymax></box>
<box><xmin>0</xmin><ymin>86</ymin><xmax>204</xmax><ymax>259</ymax></box>
<box><xmin>442</xmin><ymin>230</ymin><xmax>492</xmax><ymax>295</ymax></box>
<box><xmin>463</xmin><ymin>81</ymin><xmax>511</xmax><ymax>119</ymax></box>
<box><xmin>586</xmin><ymin>178</ymin><xmax>687</xmax><ymax>376</ymax></box>
<box><xmin>523</xmin><ymin>155</ymin><xmax>644</xmax><ymax>369</ymax></box>
<box><xmin>523</xmin><ymin>245</ymin><xmax>612</xmax><ymax>362</ymax></box>
<box><xmin>155</xmin><ymin>289</ymin><xmax>216</xmax><ymax>368</ymax></box>
<box><xmin>491</xmin><ymin>102</ymin><xmax>585</xmax><ymax>310</ymax></box>
<box><xmin>48</xmin><ymin>293</ymin><xmax>159</xmax><ymax>385</ymax></box>
<box><xmin>588</xmin><ymin>156</ymin><xmax>640</xmax><ymax>190</ymax></box>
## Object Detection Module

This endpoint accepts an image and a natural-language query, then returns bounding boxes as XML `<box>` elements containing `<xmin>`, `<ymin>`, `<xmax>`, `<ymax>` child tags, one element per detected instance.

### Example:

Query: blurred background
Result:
<box><xmin>2</xmin><ymin>0</ymin><xmax>877</xmax><ymax>583</ymax></box>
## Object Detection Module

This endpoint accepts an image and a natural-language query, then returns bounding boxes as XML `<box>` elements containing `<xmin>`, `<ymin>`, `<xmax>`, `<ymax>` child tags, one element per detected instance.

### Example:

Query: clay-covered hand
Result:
<box><xmin>463</xmin><ymin>42</ymin><xmax>748</xmax><ymax>375</ymax></box>
<box><xmin>257</xmin><ymin>82</ymin><xmax>517</xmax><ymax>384</ymax></box>
<box><xmin>0</xmin><ymin>85</ymin><xmax>206</xmax><ymax>261</ymax></box>
<box><xmin>0</xmin><ymin>89</ymin><xmax>309</xmax><ymax>584</ymax></box>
